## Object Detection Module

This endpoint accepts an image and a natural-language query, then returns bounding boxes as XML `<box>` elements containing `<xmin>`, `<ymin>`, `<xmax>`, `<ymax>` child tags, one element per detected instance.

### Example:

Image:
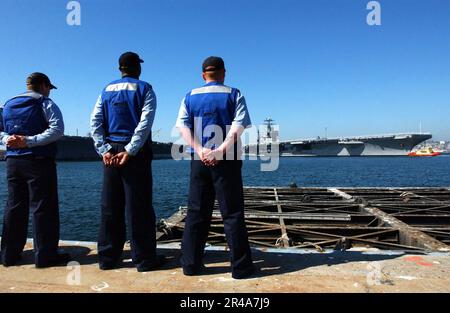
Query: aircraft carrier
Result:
<box><xmin>247</xmin><ymin>119</ymin><xmax>433</xmax><ymax>157</ymax></box>
<box><xmin>0</xmin><ymin>124</ymin><xmax>433</xmax><ymax>159</ymax></box>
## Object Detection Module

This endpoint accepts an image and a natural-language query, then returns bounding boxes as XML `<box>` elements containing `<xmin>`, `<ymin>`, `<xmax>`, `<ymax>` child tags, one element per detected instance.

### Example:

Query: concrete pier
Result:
<box><xmin>1</xmin><ymin>186</ymin><xmax>449</xmax><ymax>293</ymax></box>
<box><xmin>0</xmin><ymin>240</ymin><xmax>449</xmax><ymax>293</ymax></box>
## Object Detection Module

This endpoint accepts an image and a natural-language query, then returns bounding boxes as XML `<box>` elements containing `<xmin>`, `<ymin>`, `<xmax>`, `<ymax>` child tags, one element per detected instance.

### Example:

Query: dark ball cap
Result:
<box><xmin>26</xmin><ymin>72</ymin><xmax>57</xmax><ymax>89</ymax></box>
<box><xmin>202</xmin><ymin>56</ymin><xmax>225</xmax><ymax>72</ymax></box>
<box><xmin>119</xmin><ymin>52</ymin><xmax>144</xmax><ymax>69</ymax></box>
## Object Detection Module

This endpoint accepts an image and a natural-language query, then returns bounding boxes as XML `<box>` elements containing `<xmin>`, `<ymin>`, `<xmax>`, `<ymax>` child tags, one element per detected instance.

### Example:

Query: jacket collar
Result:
<box><xmin>12</xmin><ymin>91</ymin><xmax>44</xmax><ymax>100</ymax></box>
<box><xmin>204</xmin><ymin>81</ymin><xmax>224</xmax><ymax>87</ymax></box>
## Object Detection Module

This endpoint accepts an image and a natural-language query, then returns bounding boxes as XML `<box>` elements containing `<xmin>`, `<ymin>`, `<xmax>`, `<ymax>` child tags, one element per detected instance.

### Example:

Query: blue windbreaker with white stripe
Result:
<box><xmin>101</xmin><ymin>77</ymin><xmax>153</xmax><ymax>144</ymax></box>
<box><xmin>185</xmin><ymin>81</ymin><xmax>240</xmax><ymax>149</ymax></box>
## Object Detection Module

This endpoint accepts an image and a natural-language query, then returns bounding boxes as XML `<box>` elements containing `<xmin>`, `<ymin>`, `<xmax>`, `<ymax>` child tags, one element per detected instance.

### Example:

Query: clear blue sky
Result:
<box><xmin>0</xmin><ymin>0</ymin><xmax>449</xmax><ymax>142</ymax></box>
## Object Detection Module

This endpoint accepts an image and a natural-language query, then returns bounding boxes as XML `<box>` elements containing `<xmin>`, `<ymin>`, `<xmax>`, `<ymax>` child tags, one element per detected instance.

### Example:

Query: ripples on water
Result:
<box><xmin>0</xmin><ymin>156</ymin><xmax>449</xmax><ymax>241</ymax></box>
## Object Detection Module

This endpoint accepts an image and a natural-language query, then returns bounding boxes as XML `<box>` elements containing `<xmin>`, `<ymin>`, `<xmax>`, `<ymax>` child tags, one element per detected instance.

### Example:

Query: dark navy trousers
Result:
<box><xmin>1</xmin><ymin>156</ymin><xmax>60</xmax><ymax>265</ymax></box>
<box><xmin>181</xmin><ymin>160</ymin><xmax>253</xmax><ymax>276</ymax></box>
<box><xmin>98</xmin><ymin>143</ymin><xmax>156</xmax><ymax>268</ymax></box>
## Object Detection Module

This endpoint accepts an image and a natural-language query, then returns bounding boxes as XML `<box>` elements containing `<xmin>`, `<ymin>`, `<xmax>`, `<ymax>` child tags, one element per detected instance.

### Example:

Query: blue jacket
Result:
<box><xmin>184</xmin><ymin>82</ymin><xmax>241</xmax><ymax>149</ymax></box>
<box><xmin>2</xmin><ymin>92</ymin><xmax>58</xmax><ymax>158</ymax></box>
<box><xmin>101</xmin><ymin>77</ymin><xmax>153</xmax><ymax>144</ymax></box>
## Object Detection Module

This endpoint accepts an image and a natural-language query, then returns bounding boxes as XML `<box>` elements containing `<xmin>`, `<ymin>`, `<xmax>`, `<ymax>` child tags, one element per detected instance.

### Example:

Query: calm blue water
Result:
<box><xmin>0</xmin><ymin>156</ymin><xmax>449</xmax><ymax>241</ymax></box>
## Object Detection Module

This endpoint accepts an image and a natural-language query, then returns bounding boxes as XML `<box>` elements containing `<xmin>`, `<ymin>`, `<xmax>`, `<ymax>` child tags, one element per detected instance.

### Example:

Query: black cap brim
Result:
<box><xmin>203</xmin><ymin>66</ymin><xmax>221</xmax><ymax>72</ymax></box>
<box><xmin>50</xmin><ymin>84</ymin><xmax>57</xmax><ymax>90</ymax></box>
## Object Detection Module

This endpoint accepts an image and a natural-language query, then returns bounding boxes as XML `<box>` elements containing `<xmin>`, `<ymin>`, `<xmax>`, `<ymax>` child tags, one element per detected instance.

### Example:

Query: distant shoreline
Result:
<box><xmin>0</xmin><ymin>154</ymin><xmax>173</xmax><ymax>162</ymax></box>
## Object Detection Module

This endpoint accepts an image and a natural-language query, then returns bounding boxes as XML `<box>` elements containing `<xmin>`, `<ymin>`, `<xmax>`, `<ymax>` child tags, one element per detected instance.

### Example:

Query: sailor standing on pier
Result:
<box><xmin>175</xmin><ymin>56</ymin><xmax>256</xmax><ymax>279</ymax></box>
<box><xmin>0</xmin><ymin>73</ymin><xmax>70</xmax><ymax>268</ymax></box>
<box><xmin>90</xmin><ymin>52</ymin><xmax>165</xmax><ymax>272</ymax></box>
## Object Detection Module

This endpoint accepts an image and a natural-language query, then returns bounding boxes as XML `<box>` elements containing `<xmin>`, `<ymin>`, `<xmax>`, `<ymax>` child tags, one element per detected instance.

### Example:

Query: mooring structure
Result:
<box><xmin>157</xmin><ymin>187</ymin><xmax>450</xmax><ymax>252</ymax></box>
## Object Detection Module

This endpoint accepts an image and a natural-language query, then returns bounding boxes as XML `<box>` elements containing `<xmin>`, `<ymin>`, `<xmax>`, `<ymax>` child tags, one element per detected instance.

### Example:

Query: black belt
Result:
<box><xmin>7</xmin><ymin>154</ymin><xmax>54</xmax><ymax>160</ymax></box>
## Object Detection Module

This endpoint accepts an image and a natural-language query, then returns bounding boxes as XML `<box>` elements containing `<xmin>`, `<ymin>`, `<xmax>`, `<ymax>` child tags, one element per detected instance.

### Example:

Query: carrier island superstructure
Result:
<box><xmin>246</xmin><ymin>119</ymin><xmax>432</xmax><ymax>157</ymax></box>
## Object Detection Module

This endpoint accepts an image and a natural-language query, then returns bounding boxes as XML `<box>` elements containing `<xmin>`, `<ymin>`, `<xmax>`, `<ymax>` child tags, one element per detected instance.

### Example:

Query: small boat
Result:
<box><xmin>408</xmin><ymin>147</ymin><xmax>441</xmax><ymax>157</ymax></box>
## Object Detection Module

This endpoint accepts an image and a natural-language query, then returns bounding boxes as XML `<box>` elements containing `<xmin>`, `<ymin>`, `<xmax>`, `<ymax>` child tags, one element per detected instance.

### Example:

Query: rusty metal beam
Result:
<box><xmin>274</xmin><ymin>188</ymin><xmax>290</xmax><ymax>247</ymax></box>
<box><xmin>329</xmin><ymin>188</ymin><xmax>450</xmax><ymax>252</ymax></box>
<box><xmin>212</xmin><ymin>211</ymin><xmax>352</xmax><ymax>221</ymax></box>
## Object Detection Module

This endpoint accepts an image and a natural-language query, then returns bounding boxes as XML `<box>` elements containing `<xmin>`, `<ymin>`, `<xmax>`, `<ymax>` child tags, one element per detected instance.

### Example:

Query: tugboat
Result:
<box><xmin>408</xmin><ymin>147</ymin><xmax>441</xmax><ymax>157</ymax></box>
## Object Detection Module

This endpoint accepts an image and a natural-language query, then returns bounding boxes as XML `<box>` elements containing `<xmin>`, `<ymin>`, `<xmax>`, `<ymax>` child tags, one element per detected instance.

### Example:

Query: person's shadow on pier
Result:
<box><xmin>14</xmin><ymin>245</ymin><xmax>420</xmax><ymax>278</ymax></box>
<box><xmin>71</xmin><ymin>246</ymin><xmax>419</xmax><ymax>278</ymax></box>
<box><xmin>10</xmin><ymin>245</ymin><xmax>92</xmax><ymax>267</ymax></box>
<box><xmin>162</xmin><ymin>248</ymin><xmax>413</xmax><ymax>278</ymax></box>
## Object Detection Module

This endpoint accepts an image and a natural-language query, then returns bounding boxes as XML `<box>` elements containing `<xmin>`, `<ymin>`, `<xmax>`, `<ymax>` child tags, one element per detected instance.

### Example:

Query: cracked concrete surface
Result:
<box><xmin>1</xmin><ymin>241</ymin><xmax>449</xmax><ymax>293</ymax></box>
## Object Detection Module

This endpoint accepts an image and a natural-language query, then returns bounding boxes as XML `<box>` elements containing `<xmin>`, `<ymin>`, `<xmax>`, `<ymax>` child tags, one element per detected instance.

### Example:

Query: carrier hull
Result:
<box><xmin>279</xmin><ymin>134</ymin><xmax>432</xmax><ymax>156</ymax></box>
